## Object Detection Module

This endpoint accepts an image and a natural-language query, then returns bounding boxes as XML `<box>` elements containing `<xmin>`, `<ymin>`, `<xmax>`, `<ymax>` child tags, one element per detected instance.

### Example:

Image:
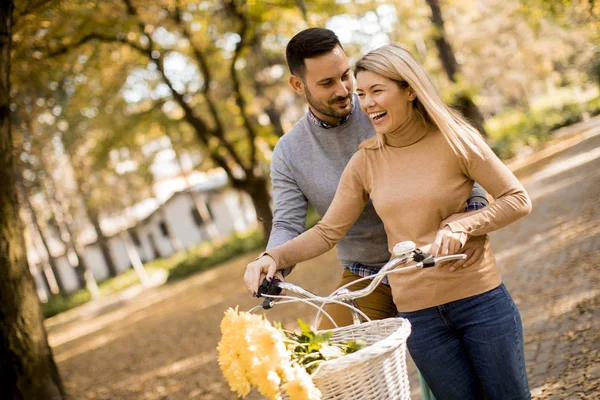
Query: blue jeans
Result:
<box><xmin>398</xmin><ymin>284</ymin><xmax>530</xmax><ymax>400</ymax></box>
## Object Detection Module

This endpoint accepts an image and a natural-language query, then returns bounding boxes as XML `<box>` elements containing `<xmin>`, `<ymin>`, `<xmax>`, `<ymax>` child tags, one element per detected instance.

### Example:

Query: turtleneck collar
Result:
<box><xmin>382</xmin><ymin>109</ymin><xmax>429</xmax><ymax>148</ymax></box>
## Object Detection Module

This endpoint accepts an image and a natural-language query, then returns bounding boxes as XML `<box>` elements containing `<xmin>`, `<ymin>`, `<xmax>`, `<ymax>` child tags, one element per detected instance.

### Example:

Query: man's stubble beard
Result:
<box><xmin>304</xmin><ymin>85</ymin><xmax>353</xmax><ymax>121</ymax></box>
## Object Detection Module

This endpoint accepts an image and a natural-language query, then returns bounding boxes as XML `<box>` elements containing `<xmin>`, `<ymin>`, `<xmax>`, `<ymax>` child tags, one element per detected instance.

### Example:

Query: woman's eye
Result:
<box><xmin>357</xmin><ymin>93</ymin><xmax>364</xmax><ymax>97</ymax></box>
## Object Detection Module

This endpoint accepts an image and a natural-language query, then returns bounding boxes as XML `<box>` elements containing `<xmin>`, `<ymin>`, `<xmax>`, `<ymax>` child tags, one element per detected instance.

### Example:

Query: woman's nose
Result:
<box><xmin>362</xmin><ymin>94</ymin><xmax>375</xmax><ymax>108</ymax></box>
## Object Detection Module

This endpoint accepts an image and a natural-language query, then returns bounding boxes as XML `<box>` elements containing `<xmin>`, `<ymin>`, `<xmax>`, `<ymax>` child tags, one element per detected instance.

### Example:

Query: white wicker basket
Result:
<box><xmin>284</xmin><ymin>317</ymin><xmax>412</xmax><ymax>400</ymax></box>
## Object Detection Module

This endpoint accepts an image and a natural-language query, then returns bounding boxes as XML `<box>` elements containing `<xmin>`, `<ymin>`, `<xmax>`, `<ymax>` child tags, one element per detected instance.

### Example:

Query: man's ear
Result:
<box><xmin>289</xmin><ymin>75</ymin><xmax>305</xmax><ymax>96</ymax></box>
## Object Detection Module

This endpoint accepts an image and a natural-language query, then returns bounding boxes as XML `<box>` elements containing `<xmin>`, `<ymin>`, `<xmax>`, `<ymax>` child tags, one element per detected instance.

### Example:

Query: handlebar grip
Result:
<box><xmin>257</xmin><ymin>277</ymin><xmax>282</xmax><ymax>309</ymax></box>
<box><xmin>412</xmin><ymin>248</ymin><xmax>436</xmax><ymax>268</ymax></box>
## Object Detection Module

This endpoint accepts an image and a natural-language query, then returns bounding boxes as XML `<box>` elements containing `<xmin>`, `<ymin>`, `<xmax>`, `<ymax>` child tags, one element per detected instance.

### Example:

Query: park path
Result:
<box><xmin>46</xmin><ymin>118</ymin><xmax>600</xmax><ymax>400</ymax></box>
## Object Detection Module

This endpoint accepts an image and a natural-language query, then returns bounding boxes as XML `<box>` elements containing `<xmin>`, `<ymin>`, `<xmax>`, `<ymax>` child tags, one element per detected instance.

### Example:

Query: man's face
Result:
<box><xmin>290</xmin><ymin>46</ymin><xmax>354</xmax><ymax>124</ymax></box>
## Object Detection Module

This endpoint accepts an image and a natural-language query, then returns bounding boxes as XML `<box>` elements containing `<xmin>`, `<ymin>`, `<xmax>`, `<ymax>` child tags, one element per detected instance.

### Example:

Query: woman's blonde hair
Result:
<box><xmin>355</xmin><ymin>43</ymin><xmax>485</xmax><ymax>159</ymax></box>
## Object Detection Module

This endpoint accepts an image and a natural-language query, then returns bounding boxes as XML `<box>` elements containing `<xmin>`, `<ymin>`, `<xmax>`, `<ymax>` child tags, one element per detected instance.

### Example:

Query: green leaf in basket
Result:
<box><xmin>344</xmin><ymin>339</ymin><xmax>367</xmax><ymax>354</ymax></box>
<box><xmin>292</xmin><ymin>319</ymin><xmax>333</xmax><ymax>352</ymax></box>
<box><xmin>297</xmin><ymin>319</ymin><xmax>312</xmax><ymax>334</ymax></box>
<box><xmin>313</xmin><ymin>331</ymin><xmax>333</xmax><ymax>344</ymax></box>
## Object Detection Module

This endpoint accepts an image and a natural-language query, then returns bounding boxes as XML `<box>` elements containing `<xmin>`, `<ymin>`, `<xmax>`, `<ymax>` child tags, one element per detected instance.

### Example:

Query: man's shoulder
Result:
<box><xmin>271</xmin><ymin>116</ymin><xmax>310</xmax><ymax>166</ymax></box>
<box><xmin>279</xmin><ymin>115</ymin><xmax>310</xmax><ymax>144</ymax></box>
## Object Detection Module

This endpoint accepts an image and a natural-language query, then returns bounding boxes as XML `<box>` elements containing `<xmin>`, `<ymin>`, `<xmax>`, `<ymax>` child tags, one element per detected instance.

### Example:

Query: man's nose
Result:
<box><xmin>334</xmin><ymin>81</ymin><xmax>349</xmax><ymax>97</ymax></box>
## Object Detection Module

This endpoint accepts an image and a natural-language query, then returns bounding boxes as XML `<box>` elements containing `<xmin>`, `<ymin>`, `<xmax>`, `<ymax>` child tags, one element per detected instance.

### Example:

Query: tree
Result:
<box><xmin>424</xmin><ymin>0</ymin><xmax>487</xmax><ymax>135</ymax></box>
<box><xmin>15</xmin><ymin>170</ymin><xmax>68</xmax><ymax>295</ymax></box>
<box><xmin>0</xmin><ymin>0</ymin><xmax>66</xmax><ymax>397</ymax></box>
<box><xmin>32</xmin><ymin>0</ymin><xmax>319</xmax><ymax>239</ymax></box>
<box><xmin>520</xmin><ymin>0</ymin><xmax>599</xmax><ymax>87</ymax></box>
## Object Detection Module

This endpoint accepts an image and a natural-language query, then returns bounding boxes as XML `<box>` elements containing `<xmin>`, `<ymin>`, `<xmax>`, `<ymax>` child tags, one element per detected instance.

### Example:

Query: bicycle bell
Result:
<box><xmin>393</xmin><ymin>241</ymin><xmax>416</xmax><ymax>258</ymax></box>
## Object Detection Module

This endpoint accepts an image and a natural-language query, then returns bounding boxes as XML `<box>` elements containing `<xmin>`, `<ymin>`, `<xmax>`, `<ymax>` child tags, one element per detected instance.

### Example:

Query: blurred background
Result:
<box><xmin>10</xmin><ymin>0</ymin><xmax>598</xmax><ymax>312</ymax></box>
<box><xmin>4</xmin><ymin>1</ymin><xmax>599</xmax><ymax>399</ymax></box>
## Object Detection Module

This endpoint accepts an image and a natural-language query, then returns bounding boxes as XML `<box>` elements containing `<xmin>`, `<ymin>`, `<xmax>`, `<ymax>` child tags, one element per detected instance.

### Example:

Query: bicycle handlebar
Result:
<box><xmin>256</xmin><ymin>241</ymin><xmax>467</xmax><ymax>310</ymax></box>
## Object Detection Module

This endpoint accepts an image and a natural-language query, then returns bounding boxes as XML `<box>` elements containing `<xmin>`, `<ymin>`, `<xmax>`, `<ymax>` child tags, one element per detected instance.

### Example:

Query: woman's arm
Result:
<box><xmin>244</xmin><ymin>151</ymin><xmax>371</xmax><ymax>295</ymax></box>
<box><xmin>443</xmin><ymin>135</ymin><xmax>532</xmax><ymax>237</ymax></box>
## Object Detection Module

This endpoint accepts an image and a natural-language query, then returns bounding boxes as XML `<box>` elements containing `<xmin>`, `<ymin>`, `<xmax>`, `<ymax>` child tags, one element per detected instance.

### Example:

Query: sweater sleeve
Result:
<box><xmin>444</xmin><ymin>135</ymin><xmax>532</xmax><ymax>236</ymax></box>
<box><xmin>267</xmin><ymin>143</ymin><xmax>308</xmax><ymax>250</ymax></box>
<box><xmin>264</xmin><ymin>151</ymin><xmax>370</xmax><ymax>269</ymax></box>
<box><xmin>265</xmin><ymin>142</ymin><xmax>308</xmax><ymax>276</ymax></box>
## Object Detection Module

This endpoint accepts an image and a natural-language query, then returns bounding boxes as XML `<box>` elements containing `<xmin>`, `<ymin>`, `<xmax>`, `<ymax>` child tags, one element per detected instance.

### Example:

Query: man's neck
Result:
<box><xmin>309</xmin><ymin>107</ymin><xmax>343</xmax><ymax>125</ymax></box>
<box><xmin>307</xmin><ymin>102</ymin><xmax>354</xmax><ymax>129</ymax></box>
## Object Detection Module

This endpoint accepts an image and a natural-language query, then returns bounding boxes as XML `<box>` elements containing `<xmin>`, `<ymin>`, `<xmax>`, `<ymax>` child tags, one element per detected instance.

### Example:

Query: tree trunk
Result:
<box><xmin>41</xmin><ymin>156</ymin><xmax>95</xmax><ymax>291</ymax></box>
<box><xmin>0</xmin><ymin>1</ymin><xmax>66</xmax><ymax>397</ymax></box>
<box><xmin>240</xmin><ymin>177</ymin><xmax>272</xmax><ymax>241</ymax></box>
<box><xmin>63</xmin><ymin>145</ymin><xmax>119</xmax><ymax>278</ymax></box>
<box><xmin>452</xmin><ymin>94</ymin><xmax>487</xmax><ymax>136</ymax></box>
<box><xmin>425</xmin><ymin>0</ymin><xmax>487</xmax><ymax>136</ymax></box>
<box><xmin>119</xmin><ymin>232</ymin><xmax>150</xmax><ymax>286</ymax></box>
<box><xmin>35</xmin><ymin>262</ymin><xmax>52</xmax><ymax>297</ymax></box>
<box><xmin>87</xmin><ymin>207</ymin><xmax>119</xmax><ymax>278</ymax></box>
<box><xmin>265</xmin><ymin>106</ymin><xmax>285</xmax><ymax>138</ymax></box>
<box><xmin>16</xmin><ymin>175</ymin><xmax>68</xmax><ymax>295</ymax></box>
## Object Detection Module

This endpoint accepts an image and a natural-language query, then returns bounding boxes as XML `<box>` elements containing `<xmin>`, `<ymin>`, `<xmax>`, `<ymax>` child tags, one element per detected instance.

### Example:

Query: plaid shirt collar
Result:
<box><xmin>308</xmin><ymin>99</ymin><xmax>354</xmax><ymax>129</ymax></box>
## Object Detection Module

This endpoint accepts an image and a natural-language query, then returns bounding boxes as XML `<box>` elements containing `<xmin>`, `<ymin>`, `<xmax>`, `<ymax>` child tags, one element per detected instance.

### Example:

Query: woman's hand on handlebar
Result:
<box><xmin>244</xmin><ymin>255</ymin><xmax>278</xmax><ymax>296</ymax></box>
<box><xmin>445</xmin><ymin>235</ymin><xmax>488</xmax><ymax>272</ymax></box>
<box><xmin>430</xmin><ymin>227</ymin><xmax>467</xmax><ymax>257</ymax></box>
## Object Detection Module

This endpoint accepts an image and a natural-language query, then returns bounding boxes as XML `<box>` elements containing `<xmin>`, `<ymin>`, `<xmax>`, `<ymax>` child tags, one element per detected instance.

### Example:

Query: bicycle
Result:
<box><xmin>251</xmin><ymin>241</ymin><xmax>466</xmax><ymax>400</ymax></box>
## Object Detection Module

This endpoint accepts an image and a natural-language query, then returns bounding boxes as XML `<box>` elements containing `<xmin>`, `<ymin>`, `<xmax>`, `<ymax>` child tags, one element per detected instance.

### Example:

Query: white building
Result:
<box><xmin>30</xmin><ymin>180</ymin><xmax>257</xmax><ymax>300</ymax></box>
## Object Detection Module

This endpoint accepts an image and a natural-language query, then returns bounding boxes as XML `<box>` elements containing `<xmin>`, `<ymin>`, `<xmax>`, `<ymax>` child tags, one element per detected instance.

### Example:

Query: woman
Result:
<box><xmin>245</xmin><ymin>43</ymin><xmax>532</xmax><ymax>400</ymax></box>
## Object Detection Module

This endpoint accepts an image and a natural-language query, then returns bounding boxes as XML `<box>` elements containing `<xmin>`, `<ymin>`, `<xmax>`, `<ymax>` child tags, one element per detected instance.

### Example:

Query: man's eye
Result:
<box><xmin>357</xmin><ymin>93</ymin><xmax>364</xmax><ymax>97</ymax></box>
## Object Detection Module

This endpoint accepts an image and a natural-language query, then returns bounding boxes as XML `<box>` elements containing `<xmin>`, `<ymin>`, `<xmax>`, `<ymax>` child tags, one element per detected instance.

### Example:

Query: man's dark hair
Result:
<box><xmin>286</xmin><ymin>28</ymin><xmax>343</xmax><ymax>78</ymax></box>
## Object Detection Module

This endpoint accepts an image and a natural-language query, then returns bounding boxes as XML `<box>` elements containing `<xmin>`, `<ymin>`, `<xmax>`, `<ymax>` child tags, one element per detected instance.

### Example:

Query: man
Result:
<box><xmin>266</xmin><ymin>28</ymin><xmax>488</xmax><ymax>328</ymax></box>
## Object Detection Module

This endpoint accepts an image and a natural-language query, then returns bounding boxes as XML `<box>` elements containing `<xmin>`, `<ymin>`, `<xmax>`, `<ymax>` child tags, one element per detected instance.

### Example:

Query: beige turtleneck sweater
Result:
<box><xmin>265</xmin><ymin>113</ymin><xmax>532</xmax><ymax>312</ymax></box>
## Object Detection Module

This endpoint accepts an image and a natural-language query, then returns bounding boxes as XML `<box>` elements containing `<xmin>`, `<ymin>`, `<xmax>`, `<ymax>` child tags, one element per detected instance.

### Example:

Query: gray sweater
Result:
<box><xmin>267</xmin><ymin>97</ymin><xmax>487</xmax><ymax>269</ymax></box>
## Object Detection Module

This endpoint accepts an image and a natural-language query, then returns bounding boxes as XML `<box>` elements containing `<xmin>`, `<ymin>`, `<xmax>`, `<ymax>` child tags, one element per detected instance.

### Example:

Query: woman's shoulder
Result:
<box><xmin>358</xmin><ymin>136</ymin><xmax>380</xmax><ymax>151</ymax></box>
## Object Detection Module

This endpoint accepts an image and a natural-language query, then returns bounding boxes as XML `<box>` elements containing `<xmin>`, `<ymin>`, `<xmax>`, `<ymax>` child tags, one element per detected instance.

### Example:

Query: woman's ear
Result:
<box><xmin>407</xmin><ymin>87</ymin><xmax>417</xmax><ymax>101</ymax></box>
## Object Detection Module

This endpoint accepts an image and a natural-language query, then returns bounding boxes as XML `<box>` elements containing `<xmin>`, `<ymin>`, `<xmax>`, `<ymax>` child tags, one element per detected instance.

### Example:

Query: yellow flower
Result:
<box><xmin>218</xmin><ymin>308</ymin><xmax>257</xmax><ymax>396</ymax></box>
<box><xmin>218</xmin><ymin>308</ymin><xmax>323</xmax><ymax>400</ymax></box>
<box><xmin>249</xmin><ymin>360</ymin><xmax>283</xmax><ymax>400</ymax></box>
<box><xmin>219</xmin><ymin>308</ymin><xmax>293</xmax><ymax>399</ymax></box>
<box><xmin>281</xmin><ymin>365</ymin><xmax>322</xmax><ymax>400</ymax></box>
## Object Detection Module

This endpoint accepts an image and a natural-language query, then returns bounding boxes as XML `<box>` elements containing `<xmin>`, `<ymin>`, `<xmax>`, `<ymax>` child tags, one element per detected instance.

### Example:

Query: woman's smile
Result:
<box><xmin>368</xmin><ymin>111</ymin><xmax>387</xmax><ymax>124</ymax></box>
<box><xmin>356</xmin><ymin>70</ymin><xmax>414</xmax><ymax>135</ymax></box>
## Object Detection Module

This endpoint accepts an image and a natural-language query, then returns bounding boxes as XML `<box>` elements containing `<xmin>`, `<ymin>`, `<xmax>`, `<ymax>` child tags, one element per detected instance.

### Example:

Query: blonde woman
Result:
<box><xmin>245</xmin><ymin>43</ymin><xmax>532</xmax><ymax>400</ymax></box>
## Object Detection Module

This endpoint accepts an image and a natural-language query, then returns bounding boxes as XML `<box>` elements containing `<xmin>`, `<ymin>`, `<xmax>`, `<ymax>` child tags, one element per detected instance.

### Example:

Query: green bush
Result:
<box><xmin>41</xmin><ymin>228</ymin><xmax>269</xmax><ymax>318</ymax></box>
<box><xmin>488</xmin><ymin>97</ymin><xmax>600</xmax><ymax>159</ymax></box>
<box><xmin>165</xmin><ymin>229</ymin><xmax>266</xmax><ymax>282</ymax></box>
<box><xmin>41</xmin><ymin>289</ymin><xmax>92</xmax><ymax>319</ymax></box>
<box><xmin>41</xmin><ymin>265</ymin><xmax>167</xmax><ymax>318</ymax></box>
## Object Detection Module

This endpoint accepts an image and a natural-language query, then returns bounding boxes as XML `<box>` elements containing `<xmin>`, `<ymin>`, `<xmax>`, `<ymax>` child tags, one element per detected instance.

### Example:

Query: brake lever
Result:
<box><xmin>412</xmin><ymin>248</ymin><xmax>436</xmax><ymax>268</ymax></box>
<box><xmin>256</xmin><ymin>277</ymin><xmax>282</xmax><ymax>309</ymax></box>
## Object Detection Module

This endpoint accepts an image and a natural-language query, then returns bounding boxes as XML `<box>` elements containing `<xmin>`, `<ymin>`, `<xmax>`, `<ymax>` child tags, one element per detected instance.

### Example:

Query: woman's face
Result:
<box><xmin>356</xmin><ymin>70</ymin><xmax>416</xmax><ymax>135</ymax></box>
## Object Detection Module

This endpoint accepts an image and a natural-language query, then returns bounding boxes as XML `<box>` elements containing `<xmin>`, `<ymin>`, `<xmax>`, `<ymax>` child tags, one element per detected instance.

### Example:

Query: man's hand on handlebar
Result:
<box><xmin>244</xmin><ymin>254</ymin><xmax>278</xmax><ymax>296</ymax></box>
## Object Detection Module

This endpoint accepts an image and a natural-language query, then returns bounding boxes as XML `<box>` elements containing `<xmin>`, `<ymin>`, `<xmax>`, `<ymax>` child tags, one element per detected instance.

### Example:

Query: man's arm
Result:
<box><xmin>467</xmin><ymin>182</ymin><xmax>489</xmax><ymax>210</ymax></box>
<box><xmin>267</xmin><ymin>143</ymin><xmax>309</xmax><ymax>277</ymax></box>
